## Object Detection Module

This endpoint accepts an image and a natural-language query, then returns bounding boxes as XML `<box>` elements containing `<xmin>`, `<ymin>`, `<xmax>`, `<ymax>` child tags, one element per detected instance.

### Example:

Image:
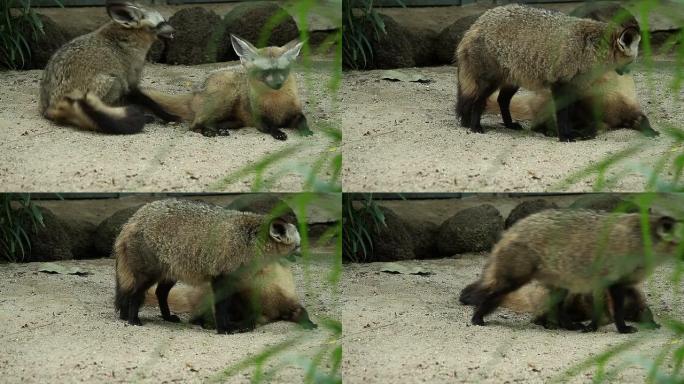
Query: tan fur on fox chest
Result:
<box><xmin>248</xmin><ymin>76</ymin><xmax>302</xmax><ymax>126</ymax></box>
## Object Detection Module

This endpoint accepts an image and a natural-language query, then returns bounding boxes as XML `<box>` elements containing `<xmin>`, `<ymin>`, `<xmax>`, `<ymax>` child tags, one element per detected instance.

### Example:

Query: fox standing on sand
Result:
<box><xmin>463</xmin><ymin>279</ymin><xmax>659</xmax><ymax>330</ymax></box>
<box><xmin>460</xmin><ymin>209</ymin><xmax>679</xmax><ymax>333</ymax></box>
<box><xmin>114</xmin><ymin>199</ymin><xmax>307</xmax><ymax>334</ymax></box>
<box><xmin>483</xmin><ymin>4</ymin><xmax>657</xmax><ymax>139</ymax></box>
<box><xmin>40</xmin><ymin>0</ymin><xmax>176</xmax><ymax>134</ymax></box>
<box><xmin>456</xmin><ymin>4</ymin><xmax>642</xmax><ymax>142</ymax></box>
<box><xmin>143</xmin><ymin>35</ymin><xmax>313</xmax><ymax>140</ymax></box>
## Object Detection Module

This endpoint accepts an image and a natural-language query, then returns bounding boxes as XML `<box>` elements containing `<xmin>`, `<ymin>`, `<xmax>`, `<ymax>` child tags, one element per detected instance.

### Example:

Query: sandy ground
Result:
<box><xmin>0</xmin><ymin>251</ymin><xmax>339</xmax><ymax>383</ymax></box>
<box><xmin>342</xmin><ymin>257</ymin><xmax>684</xmax><ymax>383</ymax></box>
<box><xmin>341</xmin><ymin>61</ymin><xmax>684</xmax><ymax>192</ymax></box>
<box><xmin>0</xmin><ymin>57</ymin><xmax>338</xmax><ymax>192</ymax></box>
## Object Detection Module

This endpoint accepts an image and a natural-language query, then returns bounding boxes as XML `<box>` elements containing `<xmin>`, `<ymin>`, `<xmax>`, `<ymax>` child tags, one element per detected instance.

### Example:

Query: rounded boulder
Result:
<box><xmin>94</xmin><ymin>205</ymin><xmax>142</xmax><ymax>257</ymax></box>
<box><xmin>165</xmin><ymin>7</ymin><xmax>223</xmax><ymax>65</ymax></box>
<box><xmin>218</xmin><ymin>3</ymin><xmax>299</xmax><ymax>62</ymax></box>
<box><xmin>435</xmin><ymin>13</ymin><xmax>482</xmax><ymax>65</ymax></box>
<box><xmin>505</xmin><ymin>199</ymin><xmax>559</xmax><ymax>229</ymax></box>
<box><xmin>437</xmin><ymin>204</ymin><xmax>503</xmax><ymax>256</ymax></box>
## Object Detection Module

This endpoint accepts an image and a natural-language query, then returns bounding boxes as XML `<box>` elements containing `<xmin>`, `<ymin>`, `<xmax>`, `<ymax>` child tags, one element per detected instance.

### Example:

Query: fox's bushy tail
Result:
<box><xmin>45</xmin><ymin>92</ymin><xmax>146</xmax><ymax>134</ymax></box>
<box><xmin>138</xmin><ymin>89</ymin><xmax>194</xmax><ymax>122</ymax></box>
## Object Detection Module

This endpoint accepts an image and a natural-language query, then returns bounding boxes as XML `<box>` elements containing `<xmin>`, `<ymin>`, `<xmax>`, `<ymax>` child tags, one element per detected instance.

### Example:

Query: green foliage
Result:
<box><xmin>0</xmin><ymin>194</ymin><xmax>44</xmax><ymax>262</ymax></box>
<box><xmin>0</xmin><ymin>0</ymin><xmax>62</xmax><ymax>70</ymax></box>
<box><xmin>342</xmin><ymin>193</ymin><xmax>386</xmax><ymax>262</ymax></box>
<box><xmin>343</xmin><ymin>0</ymin><xmax>404</xmax><ymax>70</ymax></box>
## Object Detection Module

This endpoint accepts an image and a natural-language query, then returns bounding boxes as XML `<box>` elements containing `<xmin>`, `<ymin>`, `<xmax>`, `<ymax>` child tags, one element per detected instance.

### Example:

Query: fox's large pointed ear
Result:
<box><xmin>231</xmin><ymin>35</ymin><xmax>259</xmax><ymax>62</ymax></box>
<box><xmin>654</xmin><ymin>216</ymin><xmax>677</xmax><ymax>239</ymax></box>
<box><xmin>282</xmin><ymin>40</ymin><xmax>304</xmax><ymax>62</ymax></box>
<box><xmin>269</xmin><ymin>218</ymin><xmax>299</xmax><ymax>245</ymax></box>
<box><xmin>106</xmin><ymin>1</ymin><xmax>144</xmax><ymax>27</ymax></box>
<box><xmin>617</xmin><ymin>27</ymin><xmax>641</xmax><ymax>58</ymax></box>
<box><xmin>269</xmin><ymin>218</ymin><xmax>289</xmax><ymax>244</ymax></box>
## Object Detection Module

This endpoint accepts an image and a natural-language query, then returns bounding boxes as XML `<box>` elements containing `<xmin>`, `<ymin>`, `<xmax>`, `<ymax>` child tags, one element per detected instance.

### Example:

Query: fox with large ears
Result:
<box><xmin>40</xmin><ymin>0</ymin><xmax>177</xmax><ymax>134</ymax></box>
<box><xmin>142</xmin><ymin>35</ymin><xmax>313</xmax><ymax>140</ymax></box>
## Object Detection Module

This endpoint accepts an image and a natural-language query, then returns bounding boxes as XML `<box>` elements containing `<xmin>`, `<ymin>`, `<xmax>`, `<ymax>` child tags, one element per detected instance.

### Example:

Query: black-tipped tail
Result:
<box><xmin>459</xmin><ymin>280</ymin><xmax>486</xmax><ymax>306</ymax></box>
<box><xmin>77</xmin><ymin>98</ymin><xmax>146</xmax><ymax>134</ymax></box>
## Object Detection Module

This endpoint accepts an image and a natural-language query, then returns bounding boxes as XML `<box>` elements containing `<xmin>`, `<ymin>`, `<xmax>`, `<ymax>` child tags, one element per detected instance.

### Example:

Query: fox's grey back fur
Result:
<box><xmin>482</xmin><ymin>209</ymin><xmax>676</xmax><ymax>293</ymax></box>
<box><xmin>457</xmin><ymin>5</ymin><xmax>637</xmax><ymax>91</ymax></box>
<box><xmin>41</xmin><ymin>30</ymin><xmax>147</xmax><ymax>110</ymax></box>
<box><xmin>116</xmin><ymin>198</ymin><xmax>300</xmax><ymax>287</ymax></box>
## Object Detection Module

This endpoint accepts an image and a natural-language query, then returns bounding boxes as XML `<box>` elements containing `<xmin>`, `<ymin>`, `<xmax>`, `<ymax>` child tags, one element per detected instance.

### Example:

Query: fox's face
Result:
<box><xmin>106</xmin><ymin>0</ymin><xmax>174</xmax><ymax>40</ymax></box>
<box><xmin>231</xmin><ymin>35</ymin><xmax>303</xmax><ymax>90</ymax></box>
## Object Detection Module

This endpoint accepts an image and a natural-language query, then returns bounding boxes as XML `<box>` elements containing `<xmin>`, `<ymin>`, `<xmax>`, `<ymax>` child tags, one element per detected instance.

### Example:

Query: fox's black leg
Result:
<box><xmin>583</xmin><ymin>288</ymin><xmax>604</xmax><ymax>333</ymax></box>
<box><xmin>622</xmin><ymin>286</ymin><xmax>659</xmax><ymax>329</ymax></box>
<box><xmin>551</xmin><ymin>83</ymin><xmax>579</xmax><ymax>142</ymax></box>
<box><xmin>609</xmin><ymin>285</ymin><xmax>638</xmax><ymax>334</ymax></box>
<box><xmin>553</xmin><ymin>289</ymin><xmax>584</xmax><ymax>330</ymax></box>
<box><xmin>212</xmin><ymin>275</ymin><xmax>236</xmax><ymax>334</ymax></box>
<box><xmin>498</xmin><ymin>85</ymin><xmax>522</xmax><ymax>130</ymax></box>
<box><xmin>255</xmin><ymin>116</ymin><xmax>287</xmax><ymax>141</ymax></box>
<box><xmin>537</xmin><ymin>288</ymin><xmax>564</xmax><ymax>329</ymax></box>
<box><xmin>127</xmin><ymin>279</ymin><xmax>155</xmax><ymax>326</ymax></box>
<box><xmin>156</xmin><ymin>280</ymin><xmax>180</xmax><ymax>323</ymax></box>
<box><xmin>469</xmin><ymin>82</ymin><xmax>499</xmax><ymax>134</ymax></box>
<box><xmin>229</xmin><ymin>292</ymin><xmax>257</xmax><ymax>332</ymax></box>
<box><xmin>118</xmin><ymin>298</ymin><xmax>129</xmax><ymax>320</ymax></box>
<box><xmin>472</xmin><ymin>277</ymin><xmax>528</xmax><ymax>326</ymax></box>
<box><xmin>126</xmin><ymin>88</ymin><xmax>181</xmax><ymax>122</ymax></box>
<box><xmin>211</xmin><ymin>276</ymin><xmax>256</xmax><ymax>334</ymax></box>
<box><xmin>289</xmin><ymin>113</ymin><xmax>313</xmax><ymax>137</ymax></box>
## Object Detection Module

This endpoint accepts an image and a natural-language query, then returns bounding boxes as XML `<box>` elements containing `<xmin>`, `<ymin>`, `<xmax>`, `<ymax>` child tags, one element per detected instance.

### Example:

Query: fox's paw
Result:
<box><xmin>617</xmin><ymin>325</ymin><xmax>638</xmax><ymax>334</ymax></box>
<box><xmin>163</xmin><ymin>314</ymin><xmax>181</xmax><ymax>323</ymax></box>
<box><xmin>271</xmin><ymin>129</ymin><xmax>287</xmax><ymax>141</ymax></box>
<box><xmin>128</xmin><ymin>318</ymin><xmax>143</xmax><ymax>326</ymax></box>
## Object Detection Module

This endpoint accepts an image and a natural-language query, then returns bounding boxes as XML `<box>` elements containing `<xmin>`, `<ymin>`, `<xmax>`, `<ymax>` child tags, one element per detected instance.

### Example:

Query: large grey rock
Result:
<box><xmin>505</xmin><ymin>199</ymin><xmax>559</xmax><ymax>229</ymax></box>
<box><xmin>23</xmin><ymin>207</ymin><xmax>72</xmax><ymax>261</ymax></box>
<box><xmin>347</xmin><ymin>13</ymin><xmax>415</xmax><ymax>70</ymax></box>
<box><xmin>61</xmin><ymin>218</ymin><xmax>97</xmax><ymax>259</ymax></box>
<box><xmin>408</xmin><ymin>27</ymin><xmax>438</xmax><ymax>67</ymax></box>
<box><xmin>406</xmin><ymin>219</ymin><xmax>439</xmax><ymax>259</ymax></box>
<box><xmin>435</xmin><ymin>13</ymin><xmax>482</xmax><ymax>65</ymax></box>
<box><xmin>218</xmin><ymin>3</ymin><xmax>299</xmax><ymax>62</ymax></box>
<box><xmin>165</xmin><ymin>7</ymin><xmax>223</xmax><ymax>65</ymax></box>
<box><xmin>569</xmin><ymin>195</ymin><xmax>640</xmax><ymax>213</ymax></box>
<box><xmin>348</xmin><ymin>206</ymin><xmax>414</xmax><ymax>262</ymax></box>
<box><xmin>94</xmin><ymin>205</ymin><xmax>142</xmax><ymax>257</ymax></box>
<box><xmin>437</xmin><ymin>204</ymin><xmax>503</xmax><ymax>256</ymax></box>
